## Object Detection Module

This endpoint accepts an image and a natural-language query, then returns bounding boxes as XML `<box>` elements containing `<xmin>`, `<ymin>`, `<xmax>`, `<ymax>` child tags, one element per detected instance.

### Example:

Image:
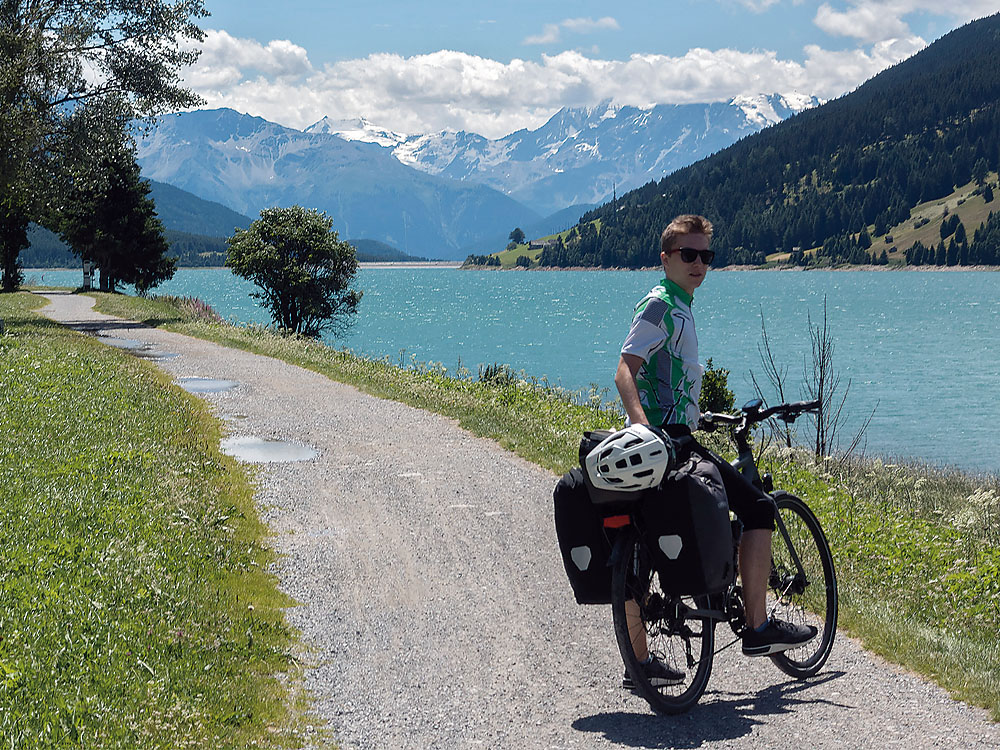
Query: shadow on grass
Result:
<box><xmin>572</xmin><ymin>671</ymin><xmax>848</xmax><ymax>748</ymax></box>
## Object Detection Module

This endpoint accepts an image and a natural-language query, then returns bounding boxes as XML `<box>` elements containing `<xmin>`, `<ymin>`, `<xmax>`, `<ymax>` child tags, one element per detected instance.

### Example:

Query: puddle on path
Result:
<box><xmin>178</xmin><ymin>377</ymin><xmax>240</xmax><ymax>394</ymax></box>
<box><xmin>220</xmin><ymin>436</ymin><xmax>318</xmax><ymax>463</ymax></box>
<box><xmin>96</xmin><ymin>336</ymin><xmax>146</xmax><ymax>349</ymax></box>
<box><xmin>95</xmin><ymin>335</ymin><xmax>179</xmax><ymax>361</ymax></box>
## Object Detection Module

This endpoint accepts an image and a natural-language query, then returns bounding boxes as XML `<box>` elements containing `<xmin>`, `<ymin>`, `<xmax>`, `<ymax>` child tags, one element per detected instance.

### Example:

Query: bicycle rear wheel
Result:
<box><xmin>768</xmin><ymin>492</ymin><xmax>838</xmax><ymax>678</ymax></box>
<box><xmin>610</xmin><ymin>530</ymin><xmax>716</xmax><ymax>714</ymax></box>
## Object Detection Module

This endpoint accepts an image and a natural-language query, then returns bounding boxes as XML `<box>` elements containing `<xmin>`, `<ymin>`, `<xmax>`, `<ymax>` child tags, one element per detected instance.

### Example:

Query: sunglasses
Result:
<box><xmin>670</xmin><ymin>247</ymin><xmax>715</xmax><ymax>264</ymax></box>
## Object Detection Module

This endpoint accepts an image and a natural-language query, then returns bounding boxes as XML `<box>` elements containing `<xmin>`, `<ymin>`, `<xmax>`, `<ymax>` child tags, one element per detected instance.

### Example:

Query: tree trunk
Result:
<box><xmin>0</xmin><ymin>209</ymin><xmax>29</xmax><ymax>293</ymax></box>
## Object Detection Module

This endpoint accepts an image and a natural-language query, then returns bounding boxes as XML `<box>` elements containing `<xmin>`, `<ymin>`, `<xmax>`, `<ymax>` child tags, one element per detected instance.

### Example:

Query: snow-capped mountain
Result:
<box><xmin>135</xmin><ymin>109</ymin><xmax>539</xmax><ymax>259</ymax></box>
<box><xmin>314</xmin><ymin>94</ymin><xmax>820</xmax><ymax>216</ymax></box>
<box><xmin>304</xmin><ymin>116</ymin><xmax>407</xmax><ymax>149</ymax></box>
<box><xmin>135</xmin><ymin>94</ymin><xmax>817</xmax><ymax>258</ymax></box>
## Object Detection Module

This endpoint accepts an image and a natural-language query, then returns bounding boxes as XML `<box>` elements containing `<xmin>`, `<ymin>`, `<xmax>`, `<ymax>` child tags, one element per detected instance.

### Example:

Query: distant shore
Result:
<box><xmin>359</xmin><ymin>261</ymin><xmax>462</xmax><ymax>269</ymax></box>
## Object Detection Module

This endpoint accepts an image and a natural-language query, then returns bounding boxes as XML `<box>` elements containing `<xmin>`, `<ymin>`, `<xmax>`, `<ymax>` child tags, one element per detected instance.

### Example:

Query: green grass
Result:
<box><xmin>90</xmin><ymin>291</ymin><xmax>1000</xmax><ymax>720</ymax></box>
<box><xmin>0</xmin><ymin>292</ymin><xmax>319</xmax><ymax>748</ymax></box>
<box><xmin>760</xmin><ymin>449</ymin><xmax>1000</xmax><ymax>717</ymax></box>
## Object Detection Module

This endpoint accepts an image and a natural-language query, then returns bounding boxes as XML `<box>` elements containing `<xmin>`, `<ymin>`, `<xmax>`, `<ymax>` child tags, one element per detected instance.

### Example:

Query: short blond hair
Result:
<box><xmin>660</xmin><ymin>214</ymin><xmax>714</xmax><ymax>254</ymax></box>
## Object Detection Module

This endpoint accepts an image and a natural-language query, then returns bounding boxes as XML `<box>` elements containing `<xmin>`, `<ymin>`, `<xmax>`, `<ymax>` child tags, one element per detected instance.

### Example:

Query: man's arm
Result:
<box><xmin>615</xmin><ymin>353</ymin><xmax>649</xmax><ymax>426</ymax></box>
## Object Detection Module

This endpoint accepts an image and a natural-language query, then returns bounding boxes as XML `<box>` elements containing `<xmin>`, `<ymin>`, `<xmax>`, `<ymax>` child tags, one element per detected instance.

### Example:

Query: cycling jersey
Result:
<box><xmin>620</xmin><ymin>277</ymin><xmax>703</xmax><ymax>430</ymax></box>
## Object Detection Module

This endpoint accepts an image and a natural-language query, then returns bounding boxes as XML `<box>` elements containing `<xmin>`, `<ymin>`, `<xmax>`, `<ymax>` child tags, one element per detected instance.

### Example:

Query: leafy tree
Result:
<box><xmin>699</xmin><ymin>358</ymin><xmax>735</xmax><ymax>414</ymax></box>
<box><xmin>1</xmin><ymin>0</ymin><xmax>206</xmax><ymax>291</ymax></box>
<box><xmin>509</xmin><ymin>227</ymin><xmax>526</xmax><ymax>245</ymax></box>
<box><xmin>58</xmin><ymin>149</ymin><xmax>176</xmax><ymax>294</ymax></box>
<box><xmin>227</xmin><ymin>206</ymin><xmax>362</xmax><ymax>337</ymax></box>
<box><xmin>514</xmin><ymin>254</ymin><xmax>531</xmax><ymax>268</ymax></box>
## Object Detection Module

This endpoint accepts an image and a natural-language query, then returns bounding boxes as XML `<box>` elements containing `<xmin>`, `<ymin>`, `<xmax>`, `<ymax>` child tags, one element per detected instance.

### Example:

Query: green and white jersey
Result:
<box><xmin>621</xmin><ymin>277</ymin><xmax>703</xmax><ymax>430</ymax></box>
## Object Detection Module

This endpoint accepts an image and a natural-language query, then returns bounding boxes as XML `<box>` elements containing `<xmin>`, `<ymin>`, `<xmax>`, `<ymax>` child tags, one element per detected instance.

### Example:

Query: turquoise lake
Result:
<box><xmin>27</xmin><ymin>266</ymin><xmax>1000</xmax><ymax>474</ymax></box>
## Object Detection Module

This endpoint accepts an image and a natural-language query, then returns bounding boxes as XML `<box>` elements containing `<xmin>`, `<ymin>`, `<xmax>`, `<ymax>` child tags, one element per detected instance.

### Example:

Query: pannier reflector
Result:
<box><xmin>659</xmin><ymin>534</ymin><xmax>683</xmax><ymax>560</ymax></box>
<box><xmin>570</xmin><ymin>546</ymin><xmax>592</xmax><ymax>572</ymax></box>
<box><xmin>603</xmin><ymin>515</ymin><xmax>631</xmax><ymax>529</ymax></box>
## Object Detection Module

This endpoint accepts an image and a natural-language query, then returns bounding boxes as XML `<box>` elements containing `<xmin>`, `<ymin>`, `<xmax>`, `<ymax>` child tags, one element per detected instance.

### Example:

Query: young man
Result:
<box><xmin>614</xmin><ymin>214</ymin><xmax>816</xmax><ymax>688</ymax></box>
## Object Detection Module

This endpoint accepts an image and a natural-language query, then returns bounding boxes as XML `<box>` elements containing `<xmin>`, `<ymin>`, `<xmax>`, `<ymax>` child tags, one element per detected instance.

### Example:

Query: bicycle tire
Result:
<box><xmin>610</xmin><ymin>529</ymin><xmax>716</xmax><ymax>714</ymax></box>
<box><xmin>768</xmin><ymin>492</ymin><xmax>838</xmax><ymax>678</ymax></box>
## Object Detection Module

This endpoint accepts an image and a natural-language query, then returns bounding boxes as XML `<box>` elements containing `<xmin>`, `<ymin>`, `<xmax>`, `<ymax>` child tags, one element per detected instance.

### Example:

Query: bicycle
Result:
<box><xmin>608</xmin><ymin>398</ymin><xmax>838</xmax><ymax>714</ymax></box>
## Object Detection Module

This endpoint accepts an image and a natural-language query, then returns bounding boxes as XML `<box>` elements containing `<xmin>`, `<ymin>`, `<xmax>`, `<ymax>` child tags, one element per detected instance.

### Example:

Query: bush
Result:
<box><xmin>700</xmin><ymin>358</ymin><xmax>735</xmax><ymax>413</ymax></box>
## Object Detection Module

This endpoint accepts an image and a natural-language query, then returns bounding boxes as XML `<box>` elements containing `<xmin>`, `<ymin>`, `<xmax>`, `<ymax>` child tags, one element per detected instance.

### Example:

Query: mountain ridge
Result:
<box><xmin>311</xmin><ymin>93</ymin><xmax>819</xmax><ymax>216</ymax></box>
<box><xmin>136</xmin><ymin>94</ymin><xmax>816</xmax><ymax>258</ymax></box>
<box><xmin>543</xmin><ymin>14</ymin><xmax>1000</xmax><ymax>268</ymax></box>
<box><xmin>136</xmin><ymin>109</ymin><xmax>540</xmax><ymax>260</ymax></box>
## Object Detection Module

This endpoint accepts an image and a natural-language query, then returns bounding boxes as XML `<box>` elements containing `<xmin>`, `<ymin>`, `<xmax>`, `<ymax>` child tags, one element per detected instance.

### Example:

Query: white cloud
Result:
<box><xmin>184</xmin><ymin>29</ymin><xmax>312</xmax><ymax>89</ymax></box>
<box><xmin>814</xmin><ymin>1</ymin><xmax>999</xmax><ymax>42</ymax></box>
<box><xmin>736</xmin><ymin>0</ymin><xmax>784</xmax><ymax>11</ymax></box>
<box><xmin>181</xmin><ymin>30</ymin><xmax>926</xmax><ymax>138</ymax></box>
<box><xmin>524</xmin><ymin>16</ymin><xmax>620</xmax><ymax>45</ymax></box>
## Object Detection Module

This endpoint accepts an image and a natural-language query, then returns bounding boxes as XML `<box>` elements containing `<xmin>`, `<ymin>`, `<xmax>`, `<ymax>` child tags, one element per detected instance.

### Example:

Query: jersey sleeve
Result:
<box><xmin>621</xmin><ymin>297</ymin><xmax>669</xmax><ymax>362</ymax></box>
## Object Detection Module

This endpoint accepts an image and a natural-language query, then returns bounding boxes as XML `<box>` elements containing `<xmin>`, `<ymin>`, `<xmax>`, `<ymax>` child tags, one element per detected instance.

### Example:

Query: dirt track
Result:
<box><xmin>40</xmin><ymin>291</ymin><xmax>1000</xmax><ymax>749</ymax></box>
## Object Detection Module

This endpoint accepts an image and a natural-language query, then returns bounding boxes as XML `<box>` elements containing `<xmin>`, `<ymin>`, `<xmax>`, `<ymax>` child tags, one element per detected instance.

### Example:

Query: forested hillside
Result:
<box><xmin>543</xmin><ymin>14</ymin><xmax>1000</xmax><ymax>268</ymax></box>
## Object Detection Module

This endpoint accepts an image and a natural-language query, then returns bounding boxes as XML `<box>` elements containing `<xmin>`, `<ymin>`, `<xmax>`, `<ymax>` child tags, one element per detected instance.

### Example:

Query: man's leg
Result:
<box><xmin>625</xmin><ymin>599</ymin><xmax>649</xmax><ymax>661</ymax></box>
<box><xmin>697</xmin><ymin>446</ymin><xmax>818</xmax><ymax>656</ymax></box>
<box><xmin>739</xmin><ymin>528</ymin><xmax>771</xmax><ymax>629</ymax></box>
<box><xmin>622</xmin><ymin>598</ymin><xmax>685</xmax><ymax>688</ymax></box>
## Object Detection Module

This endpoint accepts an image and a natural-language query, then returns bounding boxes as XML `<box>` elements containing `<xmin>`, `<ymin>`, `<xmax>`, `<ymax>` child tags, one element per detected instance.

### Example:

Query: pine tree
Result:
<box><xmin>59</xmin><ymin>151</ymin><xmax>176</xmax><ymax>293</ymax></box>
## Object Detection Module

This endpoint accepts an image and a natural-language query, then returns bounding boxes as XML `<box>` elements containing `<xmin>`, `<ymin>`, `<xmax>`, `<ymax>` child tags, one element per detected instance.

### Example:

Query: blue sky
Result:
<box><xmin>184</xmin><ymin>1</ymin><xmax>998</xmax><ymax>137</ymax></box>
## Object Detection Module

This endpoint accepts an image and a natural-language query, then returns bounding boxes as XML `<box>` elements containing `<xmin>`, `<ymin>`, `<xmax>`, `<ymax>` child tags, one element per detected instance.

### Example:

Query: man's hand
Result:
<box><xmin>615</xmin><ymin>354</ymin><xmax>650</xmax><ymax>426</ymax></box>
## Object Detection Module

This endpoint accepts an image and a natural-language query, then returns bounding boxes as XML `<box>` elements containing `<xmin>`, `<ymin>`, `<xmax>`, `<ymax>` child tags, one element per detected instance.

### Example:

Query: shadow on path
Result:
<box><xmin>572</xmin><ymin>671</ymin><xmax>849</xmax><ymax>748</ymax></box>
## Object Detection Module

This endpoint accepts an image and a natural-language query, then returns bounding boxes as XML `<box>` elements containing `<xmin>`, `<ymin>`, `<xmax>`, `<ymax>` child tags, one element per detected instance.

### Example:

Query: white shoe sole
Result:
<box><xmin>742</xmin><ymin>635</ymin><xmax>816</xmax><ymax>657</ymax></box>
<box><xmin>623</xmin><ymin>676</ymin><xmax>685</xmax><ymax>689</ymax></box>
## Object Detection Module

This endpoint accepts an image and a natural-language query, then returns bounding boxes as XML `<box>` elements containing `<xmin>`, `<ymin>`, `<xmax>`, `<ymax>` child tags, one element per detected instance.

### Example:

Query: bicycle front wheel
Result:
<box><xmin>610</xmin><ymin>530</ymin><xmax>715</xmax><ymax>714</ymax></box>
<box><xmin>768</xmin><ymin>492</ymin><xmax>838</xmax><ymax>678</ymax></box>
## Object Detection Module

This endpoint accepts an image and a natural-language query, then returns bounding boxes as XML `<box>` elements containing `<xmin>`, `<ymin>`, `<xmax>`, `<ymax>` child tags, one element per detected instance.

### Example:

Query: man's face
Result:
<box><xmin>661</xmin><ymin>232</ymin><xmax>711</xmax><ymax>295</ymax></box>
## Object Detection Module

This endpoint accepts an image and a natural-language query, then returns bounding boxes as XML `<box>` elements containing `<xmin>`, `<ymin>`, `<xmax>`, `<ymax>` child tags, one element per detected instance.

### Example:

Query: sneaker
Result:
<box><xmin>622</xmin><ymin>655</ymin><xmax>685</xmax><ymax>690</ymax></box>
<box><xmin>741</xmin><ymin>618</ymin><xmax>818</xmax><ymax>656</ymax></box>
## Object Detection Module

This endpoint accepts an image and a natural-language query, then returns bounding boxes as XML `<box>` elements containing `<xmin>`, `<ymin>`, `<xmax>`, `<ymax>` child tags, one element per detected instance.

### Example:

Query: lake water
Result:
<box><xmin>26</xmin><ymin>266</ymin><xmax>1000</xmax><ymax>474</ymax></box>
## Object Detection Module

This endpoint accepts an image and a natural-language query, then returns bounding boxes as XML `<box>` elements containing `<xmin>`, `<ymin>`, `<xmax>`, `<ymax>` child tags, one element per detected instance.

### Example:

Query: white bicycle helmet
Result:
<box><xmin>584</xmin><ymin>424</ymin><xmax>674</xmax><ymax>492</ymax></box>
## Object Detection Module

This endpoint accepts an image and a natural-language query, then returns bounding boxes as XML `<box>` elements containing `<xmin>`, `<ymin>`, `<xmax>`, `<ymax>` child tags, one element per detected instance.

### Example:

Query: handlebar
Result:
<box><xmin>700</xmin><ymin>399</ymin><xmax>820</xmax><ymax>431</ymax></box>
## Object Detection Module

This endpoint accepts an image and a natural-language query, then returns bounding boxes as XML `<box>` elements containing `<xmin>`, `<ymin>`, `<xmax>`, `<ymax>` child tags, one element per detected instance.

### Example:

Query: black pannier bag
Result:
<box><xmin>639</xmin><ymin>453</ymin><xmax>736</xmax><ymax>596</ymax></box>
<box><xmin>553</xmin><ymin>467</ymin><xmax>615</xmax><ymax>605</ymax></box>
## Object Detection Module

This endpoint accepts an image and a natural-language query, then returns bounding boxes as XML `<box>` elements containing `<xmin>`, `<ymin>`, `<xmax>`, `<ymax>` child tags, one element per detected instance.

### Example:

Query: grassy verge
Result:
<box><xmin>90</xmin><ymin>291</ymin><xmax>1000</xmax><ymax>720</ymax></box>
<box><xmin>761</xmin><ymin>451</ymin><xmax>1000</xmax><ymax>716</ymax></box>
<box><xmin>0</xmin><ymin>292</ymin><xmax>318</xmax><ymax>748</ymax></box>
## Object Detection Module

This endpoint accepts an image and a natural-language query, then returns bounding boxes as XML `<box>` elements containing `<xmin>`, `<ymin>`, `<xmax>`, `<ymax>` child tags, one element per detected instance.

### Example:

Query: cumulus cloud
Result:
<box><xmin>523</xmin><ymin>16</ymin><xmax>620</xmax><ymax>45</ymax></box>
<box><xmin>814</xmin><ymin>1</ymin><xmax>999</xmax><ymax>42</ymax></box>
<box><xmin>184</xmin><ymin>29</ymin><xmax>312</xmax><ymax>90</ymax></box>
<box><xmin>181</xmin><ymin>29</ymin><xmax>926</xmax><ymax>138</ymax></box>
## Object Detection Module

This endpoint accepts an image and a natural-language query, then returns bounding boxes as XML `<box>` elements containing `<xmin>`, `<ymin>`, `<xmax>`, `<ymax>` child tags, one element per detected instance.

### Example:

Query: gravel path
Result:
<box><xmin>38</xmin><ymin>291</ymin><xmax>1000</xmax><ymax>749</ymax></box>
